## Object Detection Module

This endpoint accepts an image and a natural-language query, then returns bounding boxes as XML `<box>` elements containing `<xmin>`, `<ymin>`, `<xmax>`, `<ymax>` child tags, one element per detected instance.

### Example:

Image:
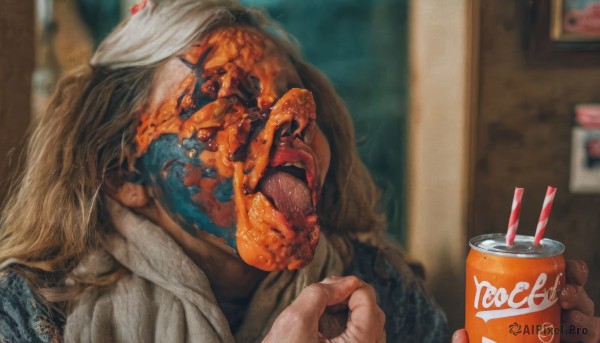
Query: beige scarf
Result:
<box><xmin>64</xmin><ymin>199</ymin><xmax>344</xmax><ymax>342</ymax></box>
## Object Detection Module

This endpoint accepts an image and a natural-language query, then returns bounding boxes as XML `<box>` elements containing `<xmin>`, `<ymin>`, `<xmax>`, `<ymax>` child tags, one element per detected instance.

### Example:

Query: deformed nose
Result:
<box><xmin>241</xmin><ymin>88</ymin><xmax>317</xmax><ymax>192</ymax></box>
<box><xmin>277</xmin><ymin>113</ymin><xmax>304</xmax><ymax>142</ymax></box>
<box><xmin>271</xmin><ymin>88</ymin><xmax>316</xmax><ymax>143</ymax></box>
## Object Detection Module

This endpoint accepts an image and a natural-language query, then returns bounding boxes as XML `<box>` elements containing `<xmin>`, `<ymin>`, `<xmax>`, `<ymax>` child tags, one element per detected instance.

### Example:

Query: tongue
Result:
<box><xmin>258</xmin><ymin>170</ymin><xmax>313</xmax><ymax>225</ymax></box>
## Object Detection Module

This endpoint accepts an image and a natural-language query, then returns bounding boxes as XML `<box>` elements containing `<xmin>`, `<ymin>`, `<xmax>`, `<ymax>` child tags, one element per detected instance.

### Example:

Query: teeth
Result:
<box><xmin>282</xmin><ymin>162</ymin><xmax>305</xmax><ymax>169</ymax></box>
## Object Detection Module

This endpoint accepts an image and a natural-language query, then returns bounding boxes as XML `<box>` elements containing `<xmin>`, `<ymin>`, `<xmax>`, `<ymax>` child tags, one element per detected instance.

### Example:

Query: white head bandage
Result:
<box><xmin>91</xmin><ymin>0</ymin><xmax>245</xmax><ymax>69</ymax></box>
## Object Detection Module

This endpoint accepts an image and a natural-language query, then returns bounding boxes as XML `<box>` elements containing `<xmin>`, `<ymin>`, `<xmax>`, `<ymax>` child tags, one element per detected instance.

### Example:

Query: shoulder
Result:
<box><xmin>344</xmin><ymin>239</ymin><xmax>448</xmax><ymax>343</ymax></box>
<box><xmin>0</xmin><ymin>271</ymin><xmax>62</xmax><ymax>343</ymax></box>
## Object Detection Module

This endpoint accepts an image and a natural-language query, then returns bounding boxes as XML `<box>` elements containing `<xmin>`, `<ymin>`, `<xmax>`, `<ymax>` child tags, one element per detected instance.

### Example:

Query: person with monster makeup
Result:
<box><xmin>0</xmin><ymin>1</ymin><xmax>447</xmax><ymax>342</ymax></box>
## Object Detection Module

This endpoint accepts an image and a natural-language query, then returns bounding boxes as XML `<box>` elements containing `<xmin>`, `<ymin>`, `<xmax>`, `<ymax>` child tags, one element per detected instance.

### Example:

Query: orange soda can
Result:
<box><xmin>465</xmin><ymin>234</ymin><xmax>565</xmax><ymax>343</ymax></box>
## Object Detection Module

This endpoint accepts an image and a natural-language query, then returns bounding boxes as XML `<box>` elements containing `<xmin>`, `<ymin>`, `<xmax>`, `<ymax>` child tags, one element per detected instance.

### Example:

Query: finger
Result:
<box><xmin>321</xmin><ymin>276</ymin><xmax>351</xmax><ymax>313</ymax></box>
<box><xmin>560</xmin><ymin>284</ymin><xmax>595</xmax><ymax>316</ymax></box>
<box><xmin>561</xmin><ymin>310</ymin><xmax>600</xmax><ymax>343</ymax></box>
<box><xmin>340</xmin><ymin>282</ymin><xmax>385</xmax><ymax>343</ymax></box>
<box><xmin>452</xmin><ymin>329</ymin><xmax>469</xmax><ymax>343</ymax></box>
<box><xmin>319</xmin><ymin>276</ymin><xmax>361</xmax><ymax>306</ymax></box>
<box><xmin>290</xmin><ymin>276</ymin><xmax>361</xmax><ymax>318</ymax></box>
<box><xmin>566</xmin><ymin>260</ymin><xmax>588</xmax><ymax>287</ymax></box>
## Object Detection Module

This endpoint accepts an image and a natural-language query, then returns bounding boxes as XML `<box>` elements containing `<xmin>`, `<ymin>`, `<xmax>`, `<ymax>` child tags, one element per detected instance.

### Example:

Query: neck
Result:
<box><xmin>132</xmin><ymin>199</ymin><xmax>267</xmax><ymax>321</ymax></box>
<box><xmin>170</xmin><ymin>225</ymin><xmax>268</xmax><ymax>330</ymax></box>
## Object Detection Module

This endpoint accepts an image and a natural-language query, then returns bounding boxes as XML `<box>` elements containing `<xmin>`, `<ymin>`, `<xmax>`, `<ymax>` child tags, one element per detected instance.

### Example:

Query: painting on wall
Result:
<box><xmin>570</xmin><ymin>104</ymin><xmax>600</xmax><ymax>193</ymax></box>
<box><xmin>527</xmin><ymin>0</ymin><xmax>600</xmax><ymax>66</ymax></box>
<box><xmin>551</xmin><ymin>0</ymin><xmax>600</xmax><ymax>41</ymax></box>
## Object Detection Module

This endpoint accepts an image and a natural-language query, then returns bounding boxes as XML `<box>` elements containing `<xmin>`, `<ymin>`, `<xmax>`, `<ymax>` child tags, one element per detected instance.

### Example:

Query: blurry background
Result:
<box><xmin>1</xmin><ymin>0</ymin><xmax>600</xmax><ymax>334</ymax></box>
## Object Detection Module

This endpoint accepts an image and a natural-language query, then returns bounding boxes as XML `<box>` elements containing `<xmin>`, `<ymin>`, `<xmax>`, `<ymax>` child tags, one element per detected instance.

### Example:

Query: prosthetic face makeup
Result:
<box><xmin>134</xmin><ymin>26</ymin><xmax>330</xmax><ymax>271</ymax></box>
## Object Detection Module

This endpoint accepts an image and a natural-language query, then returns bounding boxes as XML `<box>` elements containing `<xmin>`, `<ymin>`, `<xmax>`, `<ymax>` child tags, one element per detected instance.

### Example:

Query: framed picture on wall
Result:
<box><xmin>526</xmin><ymin>0</ymin><xmax>600</xmax><ymax>66</ymax></box>
<box><xmin>570</xmin><ymin>104</ymin><xmax>600</xmax><ymax>193</ymax></box>
<box><xmin>551</xmin><ymin>0</ymin><xmax>600</xmax><ymax>41</ymax></box>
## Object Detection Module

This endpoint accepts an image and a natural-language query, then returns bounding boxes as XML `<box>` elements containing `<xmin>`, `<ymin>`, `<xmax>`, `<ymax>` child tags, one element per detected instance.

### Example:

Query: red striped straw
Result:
<box><xmin>533</xmin><ymin>186</ymin><xmax>557</xmax><ymax>245</ymax></box>
<box><xmin>505</xmin><ymin>187</ymin><xmax>524</xmax><ymax>246</ymax></box>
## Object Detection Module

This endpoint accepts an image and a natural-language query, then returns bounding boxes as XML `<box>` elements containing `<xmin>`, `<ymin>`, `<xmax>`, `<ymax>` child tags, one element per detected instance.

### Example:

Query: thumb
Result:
<box><xmin>290</xmin><ymin>276</ymin><xmax>361</xmax><ymax>319</ymax></box>
<box><xmin>319</xmin><ymin>275</ymin><xmax>361</xmax><ymax>306</ymax></box>
<box><xmin>452</xmin><ymin>329</ymin><xmax>469</xmax><ymax>343</ymax></box>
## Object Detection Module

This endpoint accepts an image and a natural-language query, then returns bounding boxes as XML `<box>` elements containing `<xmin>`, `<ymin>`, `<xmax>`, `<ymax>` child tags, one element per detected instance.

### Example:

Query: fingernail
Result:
<box><xmin>452</xmin><ymin>330</ymin><xmax>466</xmax><ymax>341</ymax></box>
<box><xmin>321</xmin><ymin>275</ymin><xmax>342</xmax><ymax>284</ymax></box>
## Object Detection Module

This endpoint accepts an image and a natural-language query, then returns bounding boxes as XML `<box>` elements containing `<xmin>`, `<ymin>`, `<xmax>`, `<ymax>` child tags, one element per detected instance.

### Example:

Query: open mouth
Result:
<box><xmin>259</xmin><ymin>166</ymin><xmax>311</xmax><ymax>227</ymax></box>
<box><xmin>258</xmin><ymin>145</ymin><xmax>318</xmax><ymax>230</ymax></box>
<box><xmin>232</xmin><ymin>88</ymin><xmax>321</xmax><ymax>271</ymax></box>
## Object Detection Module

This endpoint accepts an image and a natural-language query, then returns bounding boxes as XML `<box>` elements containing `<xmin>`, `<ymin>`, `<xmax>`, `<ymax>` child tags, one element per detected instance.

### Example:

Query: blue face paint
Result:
<box><xmin>213</xmin><ymin>179</ymin><xmax>233</xmax><ymax>203</ymax></box>
<box><xmin>137</xmin><ymin>134</ymin><xmax>237</xmax><ymax>248</ymax></box>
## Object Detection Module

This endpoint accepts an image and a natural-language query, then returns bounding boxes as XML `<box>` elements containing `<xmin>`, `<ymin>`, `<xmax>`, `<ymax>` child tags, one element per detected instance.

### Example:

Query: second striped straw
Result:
<box><xmin>534</xmin><ymin>186</ymin><xmax>557</xmax><ymax>245</ymax></box>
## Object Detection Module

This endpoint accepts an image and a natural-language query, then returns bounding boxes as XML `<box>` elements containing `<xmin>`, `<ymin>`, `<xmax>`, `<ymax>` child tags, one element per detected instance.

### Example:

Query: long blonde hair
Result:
<box><xmin>0</xmin><ymin>0</ymin><xmax>385</xmax><ymax>305</ymax></box>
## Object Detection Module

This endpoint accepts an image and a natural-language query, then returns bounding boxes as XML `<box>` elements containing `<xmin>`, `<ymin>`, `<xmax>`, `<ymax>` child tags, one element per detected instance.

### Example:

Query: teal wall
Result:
<box><xmin>241</xmin><ymin>0</ymin><xmax>409</xmax><ymax>242</ymax></box>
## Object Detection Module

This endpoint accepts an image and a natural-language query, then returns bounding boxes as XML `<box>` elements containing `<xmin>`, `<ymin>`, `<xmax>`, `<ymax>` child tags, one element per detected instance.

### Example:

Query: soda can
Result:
<box><xmin>465</xmin><ymin>233</ymin><xmax>565</xmax><ymax>343</ymax></box>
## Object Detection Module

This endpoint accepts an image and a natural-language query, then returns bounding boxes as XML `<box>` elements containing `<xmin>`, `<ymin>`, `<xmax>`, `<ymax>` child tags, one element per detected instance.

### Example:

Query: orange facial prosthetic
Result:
<box><xmin>135</xmin><ymin>26</ymin><xmax>322</xmax><ymax>271</ymax></box>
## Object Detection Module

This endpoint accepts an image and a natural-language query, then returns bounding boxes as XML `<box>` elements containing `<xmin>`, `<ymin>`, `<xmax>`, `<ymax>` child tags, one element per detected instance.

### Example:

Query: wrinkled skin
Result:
<box><xmin>135</xmin><ymin>26</ymin><xmax>330</xmax><ymax>271</ymax></box>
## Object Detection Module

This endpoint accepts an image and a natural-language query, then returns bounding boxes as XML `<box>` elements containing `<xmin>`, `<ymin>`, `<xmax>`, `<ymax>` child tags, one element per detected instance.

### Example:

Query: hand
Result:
<box><xmin>263</xmin><ymin>275</ymin><xmax>386</xmax><ymax>343</ymax></box>
<box><xmin>452</xmin><ymin>259</ymin><xmax>600</xmax><ymax>343</ymax></box>
<box><xmin>559</xmin><ymin>260</ymin><xmax>599</xmax><ymax>342</ymax></box>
